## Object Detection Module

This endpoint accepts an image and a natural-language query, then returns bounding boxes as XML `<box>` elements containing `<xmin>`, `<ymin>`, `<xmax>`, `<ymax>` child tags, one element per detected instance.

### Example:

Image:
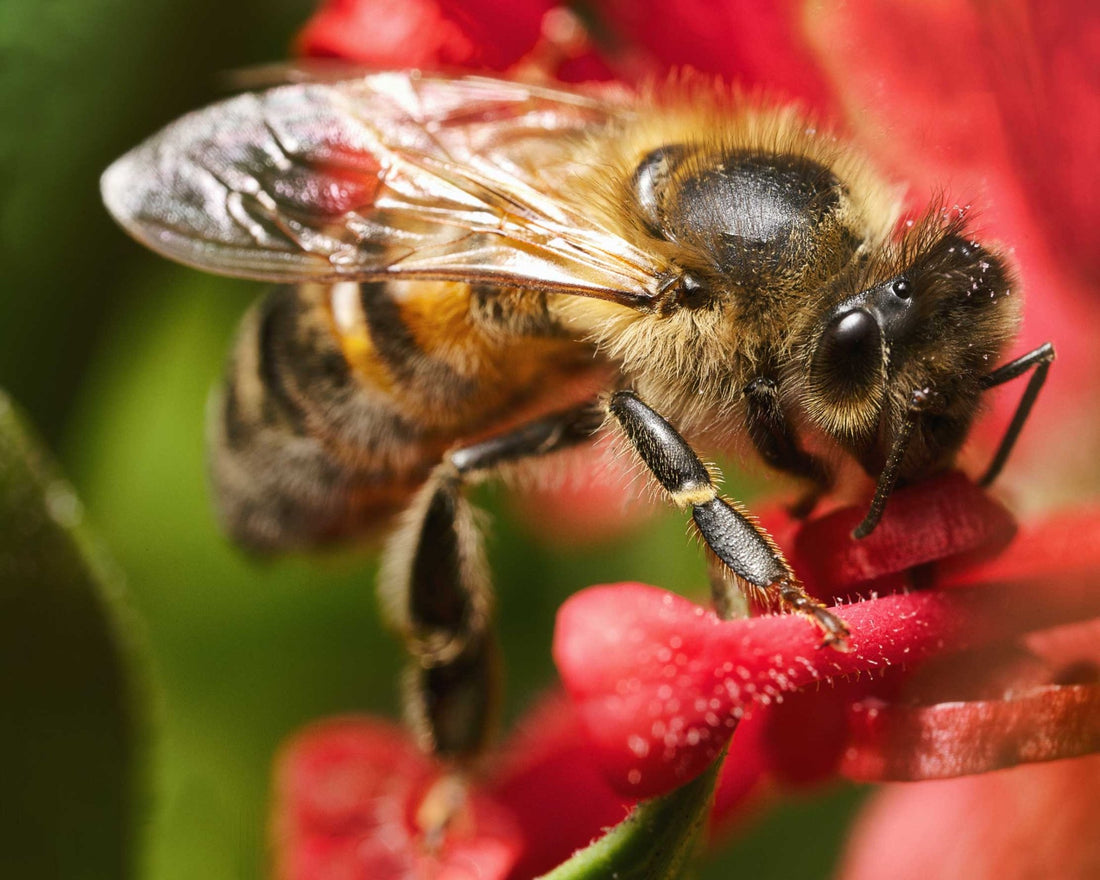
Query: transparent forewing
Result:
<box><xmin>101</xmin><ymin>73</ymin><xmax>668</xmax><ymax>303</ymax></box>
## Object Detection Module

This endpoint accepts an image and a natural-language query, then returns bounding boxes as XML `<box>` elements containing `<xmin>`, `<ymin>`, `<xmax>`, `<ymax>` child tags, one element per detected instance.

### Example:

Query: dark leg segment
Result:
<box><xmin>448</xmin><ymin>402</ymin><xmax>604</xmax><ymax>475</ymax></box>
<box><xmin>743</xmin><ymin>377</ymin><xmax>831</xmax><ymax>515</ymax></box>
<box><xmin>384</xmin><ymin>401</ymin><xmax>603</xmax><ymax>761</ymax></box>
<box><xmin>978</xmin><ymin>342</ymin><xmax>1055</xmax><ymax>487</ymax></box>
<box><xmin>608</xmin><ymin>391</ymin><xmax>849</xmax><ymax>647</ymax></box>
<box><xmin>391</xmin><ymin>469</ymin><xmax>496</xmax><ymax>760</ymax></box>
<box><xmin>853</xmin><ymin>342</ymin><xmax>1054</xmax><ymax>539</ymax></box>
<box><xmin>852</xmin><ymin>387</ymin><xmax>944</xmax><ymax>540</ymax></box>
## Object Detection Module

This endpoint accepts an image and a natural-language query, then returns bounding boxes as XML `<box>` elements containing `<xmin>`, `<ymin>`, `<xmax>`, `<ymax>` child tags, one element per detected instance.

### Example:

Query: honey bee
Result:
<box><xmin>101</xmin><ymin>71</ymin><xmax>1052</xmax><ymax>761</ymax></box>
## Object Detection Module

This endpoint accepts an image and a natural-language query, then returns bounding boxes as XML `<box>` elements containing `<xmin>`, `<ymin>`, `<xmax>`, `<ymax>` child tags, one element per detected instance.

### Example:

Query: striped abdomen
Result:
<box><xmin>210</xmin><ymin>280</ymin><xmax>597</xmax><ymax>551</ymax></box>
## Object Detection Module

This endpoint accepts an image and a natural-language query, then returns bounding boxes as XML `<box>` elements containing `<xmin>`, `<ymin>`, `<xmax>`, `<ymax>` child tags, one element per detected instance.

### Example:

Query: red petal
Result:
<box><xmin>708</xmin><ymin>714</ymin><xmax>771</xmax><ymax>832</ymax></box>
<box><xmin>838</xmin><ymin>756</ymin><xmax>1100</xmax><ymax>880</ymax></box>
<box><xmin>488</xmin><ymin>694</ymin><xmax>634</xmax><ymax>879</ymax></box>
<box><xmin>593</xmin><ymin>0</ymin><xmax>838</xmax><ymax>110</ymax></box>
<box><xmin>942</xmin><ymin>507</ymin><xmax>1100</xmax><ymax>588</ymax></box>
<box><xmin>791</xmin><ymin>472</ymin><xmax>1016</xmax><ymax>603</ymax></box>
<box><xmin>727</xmin><ymin>615</ymin><xmax>1100</xmax><ymax>810</ymax></box>
<box><xmin>710</xmin><ymin>635</ymin><xmax>1100</xmax><ymax>832</ymax></box>
<box><xmin>296</xmin><ymin>0</ymin><xmax>554</xmax><ymax>71</ymax></box>
<box><xmin>1026</xmin><ymin>619</ymin><xmax>1100</xmax><ymax>677</ymax></box>
<box><xmin>992</xmin><ymin>2</ymin><xmax>1100</xmax><ymax>282</ymax></box>
<box><xmin>842</xmin><ymin>684</ymin><xmax>1100</xmax><ymax>782</ymax></box>
<box><xmin>273</xmin><ymin>718</ymin><xmax>521</xmax><ymax>880</ymax></box>
<box><xmin>298</xmin><ymin>0</ymin><xmax>476</xmax><ymax>67</ymax></box>
<box><xmin>755</xmin><ymin>678</ymin><xmax>871</xmax><ymax>787</ymax></box>
<box><xmin>277</xmin><ymin>720</ymin><xmax>429</xmax><ymax>836</ymax></box>
<box><xmin>554</xmin><ymin>578</ymin><xmax>1100</xmax><ymax>797</ymax></box>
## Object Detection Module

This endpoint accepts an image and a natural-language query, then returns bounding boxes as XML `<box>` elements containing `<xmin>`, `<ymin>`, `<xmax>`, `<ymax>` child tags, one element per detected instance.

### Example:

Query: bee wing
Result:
<box><xmin>102</xmin><ymin>72</ymin><xmax>669</xmax><ymax>306</ymax></box>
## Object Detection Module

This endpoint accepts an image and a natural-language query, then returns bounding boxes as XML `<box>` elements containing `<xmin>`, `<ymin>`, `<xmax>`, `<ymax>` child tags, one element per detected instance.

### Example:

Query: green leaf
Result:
<box><xmin>537</xmin><ymin>750</ymin><xmax>724</xmax><ymax>880</ymax></box>
<box><xmin>0</xmin><ymin>392</ymin><xmax>147</xmax><ymax>880</ymax></box>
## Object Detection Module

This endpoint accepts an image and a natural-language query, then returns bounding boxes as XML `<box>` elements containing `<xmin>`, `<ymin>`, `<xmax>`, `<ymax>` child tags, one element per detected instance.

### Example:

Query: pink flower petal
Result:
<box><xmin>593</xmin><ymin>0</ymin><xmax>838</xmax><ymax>110</ymax></box>
<box><xmin>842</xmin><ymin>684</ymin><xmax>1100</xmax><ymax>781</ymax></box>
<box><xmin>839</xmin><ymin>756</ymin><xmax>1100</xmax><ymax>880</ymax></box>
<box><xmin>942</xmin><ymin>508</ymin><xmax>1100</xmax><ymax>588</ymax></box>
<box><xmin>273</xmin><ymin>718</ymin><xmax>521</xmax><ymax>880</ymax></box>
<box><xmin>789</xmin><ymin>472</ymin><xmax>1016</xmax><ymax>603</ymax></box>
<box><xmin>297</xmin><ymin>0</ymin><xmax>553</xmax><ymax>71</ymax></box>
<box><xmin>488</xmin><ymin>694</ymin><xmax>634</xmax><ymax>879</ymax></box>
<box><xmin>555</xmin><ymin>577</ymin><xmax>1100</xmax><ymax>797</ymax></box>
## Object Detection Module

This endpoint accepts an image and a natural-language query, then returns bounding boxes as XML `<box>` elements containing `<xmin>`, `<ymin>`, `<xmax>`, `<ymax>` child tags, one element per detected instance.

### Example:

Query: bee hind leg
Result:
<box><xmin>607</xmin><ymin>390</ymin><xmax>849</xmax><ymax>648</ymax></box>
<box><xmin>381</xmin><ymin>401</ymin><xmax>604</xmax><ymax>765</ymax></box>
<box><xmin>382</xmin><ymin>464</ymin><xmax>497</xmax><ymax>762</ymax></box>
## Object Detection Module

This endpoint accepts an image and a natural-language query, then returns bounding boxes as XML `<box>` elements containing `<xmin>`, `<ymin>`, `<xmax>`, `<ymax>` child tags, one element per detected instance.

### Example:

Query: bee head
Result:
<box><xmin>799</xmin><ymin>212</ymin><xmax>1020</xmax><ymax>473</ymax></box>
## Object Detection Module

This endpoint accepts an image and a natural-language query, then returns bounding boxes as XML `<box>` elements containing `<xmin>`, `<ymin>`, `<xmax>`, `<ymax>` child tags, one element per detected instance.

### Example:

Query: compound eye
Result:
<box><xmin>814</xmin><ymin>308</ymin><xmax>883</xmax><ymax>393</ymax></box>
<box><xmin>829</xmin><ymin>309</ymin><xmax>880</xmax><ymax>354</ymax></box>
<box><xmin>633</xmin><ymin>144</ymin><xmax>687</xmax><ymax>236</ymax></box>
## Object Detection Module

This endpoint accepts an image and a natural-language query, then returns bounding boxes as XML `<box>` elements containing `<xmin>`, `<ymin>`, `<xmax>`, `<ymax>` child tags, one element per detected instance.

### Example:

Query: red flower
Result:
<box><xmin>485</xmin><ymin>695</ymin><xmax>633</xmax><ymax>878</ymax></box>
<box><xmin>271</xmin><ymin>699</ymin><xmax>632</xmax><ymax>880</ymax></box>
<box><xmin>838</xmin><ymin>755</ymin><xmax>1100</xmax><ymax>880</ymax></box>
<box><xmin>272</xmin><ymin>719</ymin><xmax>523</xmax><ymax>880</ymax></box>
<box><xmin>553</xmin><ymin>473</ymin><xmax>1100</xmax><ymax>822</ymax></box>
<box><xmin>273</xmin><ymin>481</ymin><xmax>1100</xmax><ymax>877</ymax></box>
<box><xmin>297</xmin><ymin>0</ymin><xmax>613</xmax><ymax>82</ymax></box>
<box><xmin>284</xmin><ymin>0</ymin><xmax>1100</xmax><ymax>875</ymax></box>
<box><xmin>297</xmin><ymin>0</ymin><xmax>548</xmax><ymax>72</ymax></box>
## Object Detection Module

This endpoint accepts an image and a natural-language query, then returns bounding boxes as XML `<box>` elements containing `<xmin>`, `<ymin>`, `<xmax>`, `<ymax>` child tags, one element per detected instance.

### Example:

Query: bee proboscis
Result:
<box><xmin>102</xmin><ymin>70</ymin><xmax>1053</xmax><ymax>762</ymax></box>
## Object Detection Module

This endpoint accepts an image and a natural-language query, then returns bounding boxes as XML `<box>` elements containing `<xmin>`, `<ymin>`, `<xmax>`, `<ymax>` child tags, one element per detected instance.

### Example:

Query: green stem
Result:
<box><xmin>537</xmin><ymin>746</ymin><xmax>727</xmax><ymax>880</ymax></box>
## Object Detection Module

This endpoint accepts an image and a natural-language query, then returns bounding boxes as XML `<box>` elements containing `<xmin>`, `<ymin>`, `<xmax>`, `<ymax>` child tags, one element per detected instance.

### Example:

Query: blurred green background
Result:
<box><xmin>0</xmin><ymin>1</ymin><xmax>863</xmax><ymax>877</ymax></box>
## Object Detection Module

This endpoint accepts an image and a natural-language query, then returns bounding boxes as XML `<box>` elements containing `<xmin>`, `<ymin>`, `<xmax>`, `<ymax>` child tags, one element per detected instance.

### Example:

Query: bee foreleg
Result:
<box><xmin>607</xmin><ymin>391</ymin><xmax>849</xmax><ymax>648</ymax></box>
<box><xmin>978</xmin><ymin>342</ymin><xmax>1055</xmax><ymax>487</ymax></box>
<box><xmin>381</xmin><ymin>401</ymin><xmax>604</xmax><ymax>762</ymax></box>
<box><xmin>743</xmin><ymin>376</ymin><xmax>831</xmax><ymax>516</ymax></box>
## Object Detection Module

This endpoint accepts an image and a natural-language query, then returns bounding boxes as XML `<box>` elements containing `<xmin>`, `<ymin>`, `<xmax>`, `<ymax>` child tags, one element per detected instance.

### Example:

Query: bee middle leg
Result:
<box><xmin>381</xmin><ymin>401</ymin><xmax>604</xmax><ymax>763</ymax></box>
<box><xmin>607</xmin><ymin>391</ymin><xmax>849</xmax><ymax>648</ymax></box>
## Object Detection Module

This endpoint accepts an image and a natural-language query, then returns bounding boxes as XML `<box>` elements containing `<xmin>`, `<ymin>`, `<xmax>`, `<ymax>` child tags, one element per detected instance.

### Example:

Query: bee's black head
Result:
<box><xmin>799</xmin><ymin>212</ymin><xmax>1020</xmax><ymax>474</ymax></box>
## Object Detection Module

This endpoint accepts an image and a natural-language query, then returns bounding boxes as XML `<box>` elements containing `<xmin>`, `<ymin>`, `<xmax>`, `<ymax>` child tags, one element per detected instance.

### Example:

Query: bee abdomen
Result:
<box><xmin>210</xmin><ymin>285</ymin><xmax>437</xmax><ymax>552</ymax></box>
<box><xmin>210</xmin><ymin>281</ymin><xmax>589</xmax><ymax>552</ymax></box>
